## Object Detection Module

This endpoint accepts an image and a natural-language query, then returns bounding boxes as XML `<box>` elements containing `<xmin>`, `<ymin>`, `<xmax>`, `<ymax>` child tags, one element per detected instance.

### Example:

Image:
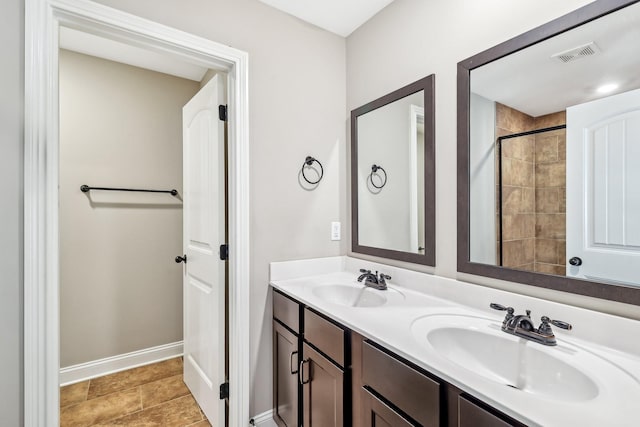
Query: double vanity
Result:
<box><xmin>270</xmin><ymin>257</ymin><xmax>640</xmax><ymax>427</ymax></box>
<box><xmin>272</xmin><ymin>1</ymin><xmax>640</xmax><ymax>426</ymax></box>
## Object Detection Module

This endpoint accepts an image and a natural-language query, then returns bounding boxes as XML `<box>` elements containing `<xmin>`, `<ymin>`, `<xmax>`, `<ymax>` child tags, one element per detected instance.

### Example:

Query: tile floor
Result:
<box><xmin>59</xmin><ymin>357</ymin><xmax>211</xmax><ymax>426</ymax></box>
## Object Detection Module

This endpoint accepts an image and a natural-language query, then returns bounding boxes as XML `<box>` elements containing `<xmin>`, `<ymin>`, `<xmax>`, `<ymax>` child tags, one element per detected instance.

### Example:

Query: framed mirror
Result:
<box><xmin>458</xmin><ymin>0</ymin><xmax>640</xmax><ymax>305</ymax></box>
<box><xmin>351</xmin><ymin>75</ymin><xmax>435</xmax><ymax>265</ymax></box>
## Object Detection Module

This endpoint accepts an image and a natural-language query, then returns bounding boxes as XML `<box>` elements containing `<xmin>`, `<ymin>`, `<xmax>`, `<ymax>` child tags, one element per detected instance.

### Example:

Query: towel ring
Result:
<box><xmin>301</xmin><ymin>156</ymin><xmax>324</xmax><ymax>185</ymax></box>
<box><xmin>370</xmin><ymin>164</ymin><xmax>387</xmax><ymax>189</ymax></box>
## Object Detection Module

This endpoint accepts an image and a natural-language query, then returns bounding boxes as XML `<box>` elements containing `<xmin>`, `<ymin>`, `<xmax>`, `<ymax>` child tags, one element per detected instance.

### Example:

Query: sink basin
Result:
<box><xmin>312</xmin><ymin>284</ymin><xmax>404</xmax><ymax>308</ymax></box>
<box><xmin>411</xmin><ymin>314</ymin><xmax>613</xmax><ymax>402</ymax></box>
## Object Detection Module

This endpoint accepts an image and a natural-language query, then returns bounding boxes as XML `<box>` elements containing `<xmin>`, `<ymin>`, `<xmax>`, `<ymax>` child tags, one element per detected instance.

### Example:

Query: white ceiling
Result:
<box><xmin>258</xmin><ymin>0</ymin><xmax>396</xmax><ymax>37</ymax></box>
<box><xmin>471</xmin><ymin>2</ymin><xmax>640</xmax><ymax>117</ymax></box>
<box><xmin>59</xmin><ymin>27</ymin><xmax>209</xmax><ymax>82</ymax></box>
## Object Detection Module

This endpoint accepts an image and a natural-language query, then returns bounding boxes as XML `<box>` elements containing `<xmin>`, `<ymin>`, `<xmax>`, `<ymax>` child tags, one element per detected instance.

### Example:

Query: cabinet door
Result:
<box><xmin>301</xmin><ymin>343</ymin><xmax>343</xmax><ymax>427</ymax></box>
<box><xmin>273</xmin><ymin>321</ymin><xmax>299</xmax><ymax>427</ymax></box>
<box><xmin>362</xmin><ymin>388</ymin><xmax>413</xmax><ymax>427</ymax></box>
<box><xmin>458</xmin><ymin>395</ymin><xmax>524</xmax><ymax>427</ymax></box>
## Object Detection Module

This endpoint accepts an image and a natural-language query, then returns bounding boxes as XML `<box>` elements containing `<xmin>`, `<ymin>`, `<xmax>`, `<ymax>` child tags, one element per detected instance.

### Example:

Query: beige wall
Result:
<box><xmin>59</xmin><ymin>50</ymin><xmax>200</xmax><ymax>366</ymax></box>
<box><xmin>347</xmin><ymin>0</ymin><xmax>640</xmax><ymax>320</ymax></box>
<box><xmin>0</xmin><ymin>0</ymin><xmax>23</xmax><ymax>423</ymax></box>
<box><xmin>93</xmin><ymin>0</ymin><xmax>347</xmax><ymax>415</ymax></box>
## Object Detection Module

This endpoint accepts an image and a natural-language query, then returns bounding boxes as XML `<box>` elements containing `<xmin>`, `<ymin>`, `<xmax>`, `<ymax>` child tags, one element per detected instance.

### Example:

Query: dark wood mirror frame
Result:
<box><xmin>352</xmin><ymin>75</ymin><xmax>436</xmax><ymax>266</ymax></box>
<box><xmin>457</xmin><ymin>0</ymin><xmax>640</xmax><ymax>306</ymax></box>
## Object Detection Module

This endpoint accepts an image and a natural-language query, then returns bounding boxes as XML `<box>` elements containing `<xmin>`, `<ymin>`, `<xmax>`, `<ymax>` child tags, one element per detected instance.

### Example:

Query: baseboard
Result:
<box><xmin>59</xmin><ymin>341</ymin><xmax>183</xmax><ymax>386</ymax></box>
<box><xmin>250</xmin><ymin>409</ymin><xmax>277</xmax><ymax>427</ymax></box>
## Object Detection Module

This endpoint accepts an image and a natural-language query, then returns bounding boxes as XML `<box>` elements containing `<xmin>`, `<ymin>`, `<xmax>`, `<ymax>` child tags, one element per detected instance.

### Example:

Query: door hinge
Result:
<box><xmin>220</xmin><ymin>244</ymin><xmax>229</xmax><ymax>261</ymax></box>
<box><xmin>219</xmin><ymin>382</ymin><xmax>229</xmax><ymax>399</ymax></box>
<box><xmin>218</xmin><ymin>104</ymin><xmax>228</xmax><ymax>121</ymax></box>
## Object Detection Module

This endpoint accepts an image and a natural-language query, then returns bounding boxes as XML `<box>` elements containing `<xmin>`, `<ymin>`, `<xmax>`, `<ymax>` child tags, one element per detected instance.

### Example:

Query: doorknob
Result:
<box><xmin>175</xmin><ymin>255</ymin><xmax>187</xmax><ymax>264</ymax></box>
<box><xmin>569</xmin><ymin>257</ymin><xmax>582</xmax><ymax>266</ymax></box>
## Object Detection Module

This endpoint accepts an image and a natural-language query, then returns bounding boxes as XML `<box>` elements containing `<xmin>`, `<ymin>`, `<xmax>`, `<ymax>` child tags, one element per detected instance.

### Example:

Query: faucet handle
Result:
<box><xmin>490</xmin><ymin>303</ymin><xmax>514</xmax><ymax>313</ymax></box>
<box><xmin>359</xmin><ymin>268</ymin><xmax>371</xmax><ymax>274</ymax></box>
<box><xmin>550</xmin><ymin>319</ymin><xmax>572</xmax><ymax>330</ymax></box>
<box><xmin>490</xmin><ymin>303</ymin><xmax>515</xmax><ymax>329</ymax></box>
<box><xmin>377</xmin><ymin>273</ymin><xmax>391</xmax><ymax>286</ymax></box>
<box><xmin>539</xmin><ymin>316</ymin><xmax>572</xmax><ymax>334</ymax></box>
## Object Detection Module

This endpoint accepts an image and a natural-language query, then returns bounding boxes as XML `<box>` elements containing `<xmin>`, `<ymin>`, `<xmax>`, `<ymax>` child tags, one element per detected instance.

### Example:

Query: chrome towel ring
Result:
<box><xmin>301</xmin><ymin>156</ymin><xmax>324</xmax><ymax>185</ymax></box>
<box><xmin>369</xmin><ymin>164</ymin><xmax>387</xmax><ymax>189</ymax></box>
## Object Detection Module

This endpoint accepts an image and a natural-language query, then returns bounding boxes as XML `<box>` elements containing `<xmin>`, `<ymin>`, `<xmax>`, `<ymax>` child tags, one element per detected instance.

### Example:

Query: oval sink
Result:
<box><xmin>410</xmin><ymin>314</ymin><xmax>614</xmax><ymax>402</ymax></box>
<box><xmin>312</xmin><ymin>284</ymin><xmax>404</xmax><ymax>308</ymax></box>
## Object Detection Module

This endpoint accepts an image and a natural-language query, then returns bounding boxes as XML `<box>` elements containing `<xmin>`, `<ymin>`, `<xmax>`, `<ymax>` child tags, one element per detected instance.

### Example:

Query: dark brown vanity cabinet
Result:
<box><xmin>273</xmin><ymin>289</ymin><xmax>524</xmax><ymax>427</ymax></box>
<box><xmin>273</xmin><ymin>290</ymin><xmax>350</xmax><ymax>427</ymax></box>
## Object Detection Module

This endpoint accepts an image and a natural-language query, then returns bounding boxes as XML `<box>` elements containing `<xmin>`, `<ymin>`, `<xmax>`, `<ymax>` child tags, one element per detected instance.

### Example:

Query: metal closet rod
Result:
<box><xmin>80</xmin><ymin>185</ymin><xmax>178</xmax><ymax>196</ymax></box>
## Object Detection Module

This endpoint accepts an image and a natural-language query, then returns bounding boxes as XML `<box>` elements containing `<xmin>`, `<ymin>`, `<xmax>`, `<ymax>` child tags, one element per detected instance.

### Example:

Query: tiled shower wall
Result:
<box><xmin>533</xmin><ymin>113</ymin><xmax>566</xmax><ymax>275</ymax></box>
<box><xmin>496</xmin><ymin>104</ymin><xmax>566</xmax><ymax>274</ymax></box>
<box><xmin>496</xmin><ymin>103</ymin><xmax>536</xmax><ymax>270</ymax></box>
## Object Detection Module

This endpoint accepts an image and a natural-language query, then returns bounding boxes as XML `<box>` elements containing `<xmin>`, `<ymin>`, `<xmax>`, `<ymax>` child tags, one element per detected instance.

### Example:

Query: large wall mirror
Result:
<box><xmin>458</xmin><ymin>0</ymin><xmax>640</xmax><ymax>305</ymax></box>
<box><xmin>352</xmin><ymin>75</ymin><xmax>435</xmax><ymax>265</ymax></box>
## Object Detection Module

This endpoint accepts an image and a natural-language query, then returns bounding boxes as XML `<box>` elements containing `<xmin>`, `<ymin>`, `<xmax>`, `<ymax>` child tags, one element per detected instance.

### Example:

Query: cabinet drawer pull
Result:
<box><xmin>299</xmin><ymin>359</ymin><xmax>311</xmax><ymax>385</ymax></box>
<box><xmin>290</xmin><ymin>351</ymin><xmax>299</xmax><ymax>374</ymax></box>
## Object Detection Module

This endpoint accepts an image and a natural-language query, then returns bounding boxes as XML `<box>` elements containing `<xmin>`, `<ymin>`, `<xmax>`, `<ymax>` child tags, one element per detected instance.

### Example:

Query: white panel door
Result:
<box><xmin>566</xmin><ymin>88</ymin><xmax>640</xmax><ymax>287</ymax></box>
<box><xmin>182</xmin><ymin>74</ymin><xmax>226</xmax><ymax>425</ymax></box>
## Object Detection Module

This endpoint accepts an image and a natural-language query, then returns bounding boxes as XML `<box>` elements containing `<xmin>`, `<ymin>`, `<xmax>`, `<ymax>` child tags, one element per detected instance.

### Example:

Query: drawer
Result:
<box><xmin>362</xmin><ymin>341</ymin><xmax>440</xmax><ymax>426</ymax></box>
<box><xmin>273</xmin><ymin>290</ymin><xmax>300</xmax><ymax>334</ymax></box>
<box><xmin>304</xmin><ymin>308</ymin><xmax>345</xmax><ymax>367</ymax></box>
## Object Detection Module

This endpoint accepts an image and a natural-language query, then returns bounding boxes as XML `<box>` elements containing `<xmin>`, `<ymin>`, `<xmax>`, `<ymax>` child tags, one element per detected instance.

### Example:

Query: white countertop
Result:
<box><xmin>269</xmin><ymin>256</ymin><xmax>640</xmax><ymax>427</ymax></box>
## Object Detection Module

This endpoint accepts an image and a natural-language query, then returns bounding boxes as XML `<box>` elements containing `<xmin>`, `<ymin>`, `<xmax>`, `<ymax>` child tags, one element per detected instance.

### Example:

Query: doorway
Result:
<box><xmin>24</xmin><ymin>1</ymin><xmax>250</xmax><ymax>425</ymax></box>
<box><xmin>57</xmin><ymin>36</ymin><xmax>227</xmax><ymax>425</ymax></box>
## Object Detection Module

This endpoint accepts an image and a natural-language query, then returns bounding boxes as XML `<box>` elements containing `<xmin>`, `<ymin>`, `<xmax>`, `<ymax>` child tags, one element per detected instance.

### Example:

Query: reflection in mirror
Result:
<box><xmin>460</xmin><ymin>0</ymin><xmax>640</xmax><ymax>304</ymax></box>
<box><xmin>470</xmin><ymin>99</ymin><xmax>568</xmax><ymax>274</ymax></box>
<box><xmin>358</xmin><ymin>91</ymin><xmax>425</xmax><ymax>253</ymax></box>
<box><xmin>352</xmin><ymin>76</ymin><xmax>435</xmax><ymax>266</ymax></box>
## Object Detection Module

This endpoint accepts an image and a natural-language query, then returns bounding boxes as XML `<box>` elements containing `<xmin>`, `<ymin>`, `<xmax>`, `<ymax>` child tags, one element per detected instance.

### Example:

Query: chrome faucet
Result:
<box><xmin>357</xmin><ymin>269</ymin><xmax>391</xmax><ymax>291</ymax></box>
<box><xmin>490</xmin><ymin>303</ymin><xmax>572</xmax><ymax>346</ymax></box>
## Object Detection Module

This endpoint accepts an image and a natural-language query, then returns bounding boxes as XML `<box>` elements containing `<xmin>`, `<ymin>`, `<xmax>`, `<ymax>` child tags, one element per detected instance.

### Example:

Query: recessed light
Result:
<box><xmin>596</xmin><ymin>83</ymin><xmax>619</xmax><ymax>94</ymax></box>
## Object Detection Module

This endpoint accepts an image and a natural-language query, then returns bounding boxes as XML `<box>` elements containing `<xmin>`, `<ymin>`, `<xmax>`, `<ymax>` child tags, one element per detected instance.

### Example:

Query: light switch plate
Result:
<box><xmin>331</xmin><ymin>222</ymin><xmax>341</xmax><ymax>241</ymax></box>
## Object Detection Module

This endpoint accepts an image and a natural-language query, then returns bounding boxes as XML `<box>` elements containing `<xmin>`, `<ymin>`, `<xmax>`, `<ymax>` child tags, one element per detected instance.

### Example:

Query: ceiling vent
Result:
<box><xmin>551</xmin><ymin>42</ymin><xmax>600</xmax><ymax>63</ymax></box>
